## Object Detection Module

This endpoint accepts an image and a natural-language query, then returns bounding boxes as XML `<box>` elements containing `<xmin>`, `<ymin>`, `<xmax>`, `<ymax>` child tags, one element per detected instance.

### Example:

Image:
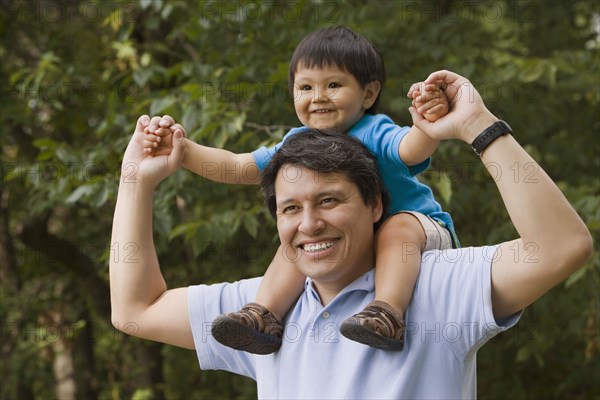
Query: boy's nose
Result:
<box><xmin>311</xmin><ymin>87</ymin><xmax>327</xmax><ymax>103</ymax></box>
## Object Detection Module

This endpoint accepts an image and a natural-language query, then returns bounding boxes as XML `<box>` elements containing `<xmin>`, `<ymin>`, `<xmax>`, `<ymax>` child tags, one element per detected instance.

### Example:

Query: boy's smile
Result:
<box><xmin>293</xmin><ymin>65</ymin><xmax>380</xmax><ymax>134</ymax></box>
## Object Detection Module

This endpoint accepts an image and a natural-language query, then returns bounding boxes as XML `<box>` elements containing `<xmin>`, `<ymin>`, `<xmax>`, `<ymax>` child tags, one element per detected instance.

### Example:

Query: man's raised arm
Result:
<box><xmin>110</xmin><ymin>115</ymin><xmax>194</xmax><ymax>349</ymax></box>
<box><xmin>411</xmin><ymin>70</ymin><xmax>593</xmax><ymax>320</ymax></box>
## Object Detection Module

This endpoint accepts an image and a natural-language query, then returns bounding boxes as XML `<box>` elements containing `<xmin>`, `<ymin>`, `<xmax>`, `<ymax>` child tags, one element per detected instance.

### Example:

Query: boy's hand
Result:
<box><xmin>408</xmin><ymin>70</ymin><xmax>496</xmax><ymax>143</ymax></box>
<box><xmin>143</xmin><ymin>115</ymin><xmax>182</xmax><ymax>157</ymax></box>
<box><xmin>407</xmin><ymin>82</ymin><xmax>449</xmax><ymax>122</ymax></box>
<box><xmin>122</xmin><ymin>115</ymin><xmax>186</xmax><ymax>188</ymax></box>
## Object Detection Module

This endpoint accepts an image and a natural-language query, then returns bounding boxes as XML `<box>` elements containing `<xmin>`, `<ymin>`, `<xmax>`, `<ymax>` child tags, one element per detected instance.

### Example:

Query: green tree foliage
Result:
<box><xmin>1</xmin><ymin>0</ymin><xmax>598</xmax><ymax>398</ymax></box>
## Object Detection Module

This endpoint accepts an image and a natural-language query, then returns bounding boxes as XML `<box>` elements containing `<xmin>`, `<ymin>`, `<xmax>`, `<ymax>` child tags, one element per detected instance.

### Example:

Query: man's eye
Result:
<box><xmin>283</xmin><ymin>205</ymin><xmax>299</xmax><ymax>213</ymax></box>
<box><xmin>321</xmin><ymin>198</ymin><xmax>336</xmax><ymax>205</ymax></box>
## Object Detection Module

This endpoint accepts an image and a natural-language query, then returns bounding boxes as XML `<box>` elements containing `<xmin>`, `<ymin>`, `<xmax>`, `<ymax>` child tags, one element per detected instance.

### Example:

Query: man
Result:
<box><xmin>110</xmin><ymin>70</ymin><xmax>592</xmax><ymax>398</ymax></box>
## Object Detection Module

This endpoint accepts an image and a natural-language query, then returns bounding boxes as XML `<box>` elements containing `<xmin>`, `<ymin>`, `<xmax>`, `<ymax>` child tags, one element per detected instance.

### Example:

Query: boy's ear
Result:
<box><xmin>362</xmin><ymin>81</ymin><xmax>381</xmax><ymax>109</ymax></box>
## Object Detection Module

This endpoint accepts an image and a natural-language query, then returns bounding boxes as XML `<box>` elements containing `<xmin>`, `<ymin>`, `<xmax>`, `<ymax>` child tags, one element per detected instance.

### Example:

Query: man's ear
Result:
<box><xmin>370</xmin><ymin>194</ymin><xmax>383</xmax><ymax>224</ymax></box>
<box><xmin>362</xmin><ymin>81</ymin><xmax>382</xmax><ymax>110</ymax></box>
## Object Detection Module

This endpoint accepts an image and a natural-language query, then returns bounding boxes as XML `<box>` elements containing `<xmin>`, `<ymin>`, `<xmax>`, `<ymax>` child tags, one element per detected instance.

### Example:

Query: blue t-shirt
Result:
<box><xmin>251</xmin><ymin>114</ymin><xmax>455</xmax><ymax>233</ymax></box>
<box><xmin>189</xmin><ymin>246</ymin><xmax>521</xmax><ymax>399</ymax></box>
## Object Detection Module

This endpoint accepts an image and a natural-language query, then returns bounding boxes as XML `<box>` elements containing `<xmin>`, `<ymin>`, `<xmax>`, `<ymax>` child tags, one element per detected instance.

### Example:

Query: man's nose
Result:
<box><xmin>298</xmin><ymin>208</ymin><xmax>325</xmax><ymax>235</ymax></box>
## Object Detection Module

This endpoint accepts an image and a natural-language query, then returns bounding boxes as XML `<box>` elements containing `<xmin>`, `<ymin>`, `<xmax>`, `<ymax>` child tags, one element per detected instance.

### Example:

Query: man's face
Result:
<box><xmin>275</xmin><ymin>165</ymin><xmax>382</xmax><ymax>295</ymax></box>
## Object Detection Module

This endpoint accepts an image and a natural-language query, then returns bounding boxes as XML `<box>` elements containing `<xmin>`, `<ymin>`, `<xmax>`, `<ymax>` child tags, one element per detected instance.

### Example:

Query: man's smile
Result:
<box><xmin>299</xmin><ymin>239</ymin><xmax>339</xmax><ymax>253</ymax></box>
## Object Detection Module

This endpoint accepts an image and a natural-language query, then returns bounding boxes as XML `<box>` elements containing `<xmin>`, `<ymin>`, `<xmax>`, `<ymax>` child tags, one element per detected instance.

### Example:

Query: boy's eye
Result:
<box><xmin>328</xmin><ymin>82</ymin><xmax>341</xmax><ymax>89</ymax></box>
<box><xmin>299</xmin><ymin>84</ymin><xmax>312</xmax><ymax>91</ymax></box>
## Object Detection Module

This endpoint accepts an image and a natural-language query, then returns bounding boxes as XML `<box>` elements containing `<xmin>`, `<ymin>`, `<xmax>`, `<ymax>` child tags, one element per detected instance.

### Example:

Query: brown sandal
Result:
<box><xmin>340</xmin><ymin>300</ymin><xmax>405</xmax><ymax>351</ymax></box>
<box><xmin>211</xmin><ymin>303</ymin><xmax>283</xmax><ymax>355</ymax></box>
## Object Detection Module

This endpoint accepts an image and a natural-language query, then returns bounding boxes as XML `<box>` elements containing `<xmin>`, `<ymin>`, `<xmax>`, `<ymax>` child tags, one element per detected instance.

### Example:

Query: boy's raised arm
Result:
<box><xmin>398</xmin><ymin>82</ymin><xmax>447</xmax><ymax>166</ymax></box>
<box><xmin>145</xmin><ymin>115</ymin><xmax>260</xmax><ymax>185</ymax></box>
<box><xmin>183</xmin><ymin>141</ymin><xmax>261</xmax><ymax>185</ymax></box>
<box><xmin>399</xmin><ymin>127</ymin><xmax>440</xmax><ymax>166</ymax></box>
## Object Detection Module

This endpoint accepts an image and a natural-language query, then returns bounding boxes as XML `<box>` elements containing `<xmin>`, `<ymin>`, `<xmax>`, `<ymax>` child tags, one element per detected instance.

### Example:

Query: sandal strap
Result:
<box><xmin>239</xmin><ymin>302</ymin><xmax>283</xmax><ymax>339</ymax></box>
<box><xmin>354</xmin><ymin>300</ymin><xmax>404</xmax><ymax>339</ymax></box>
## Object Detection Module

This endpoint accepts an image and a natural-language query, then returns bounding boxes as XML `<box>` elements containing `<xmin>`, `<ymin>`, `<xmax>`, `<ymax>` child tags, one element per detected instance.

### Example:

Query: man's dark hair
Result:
<box><xmin>288</xmin><ymin>26</ymin><xmax>386</xmax><ymax>114</ymax></box>
<box><xmin>261</xmin><ymin>129</ymin><xmax>390</xmax><ymax>228</ymax></box>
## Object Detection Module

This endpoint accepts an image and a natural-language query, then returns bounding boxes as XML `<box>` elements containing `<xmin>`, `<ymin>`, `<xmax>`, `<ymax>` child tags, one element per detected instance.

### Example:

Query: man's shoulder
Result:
<box><xmin>405</xmin><ymin>245</ymin><xmax>514</xmax><ymax>360</ymax></box>
<box><xmin>410</xmin><ymin>246</ymin><xmax>499</xmax><ymax>319</ymax></box>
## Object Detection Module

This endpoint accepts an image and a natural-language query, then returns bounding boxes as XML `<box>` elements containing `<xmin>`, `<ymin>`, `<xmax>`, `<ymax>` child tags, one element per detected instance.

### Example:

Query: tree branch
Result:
<box><xmin>18</xmin><ymin>219</ymin><xmax>111</xmax><ymax>320</ymax></box>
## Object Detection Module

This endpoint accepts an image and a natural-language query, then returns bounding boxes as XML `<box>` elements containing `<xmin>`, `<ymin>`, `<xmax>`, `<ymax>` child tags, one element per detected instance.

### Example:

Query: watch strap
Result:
<box><xmin>470</xmin><ymin>120</ymin><xmax>512</xmax><ymax>156</ymax></box>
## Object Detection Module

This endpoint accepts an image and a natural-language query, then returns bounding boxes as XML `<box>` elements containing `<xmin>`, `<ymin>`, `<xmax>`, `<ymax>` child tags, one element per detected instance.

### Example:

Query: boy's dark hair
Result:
<box><xmin>288</xmin><ymin>26</ymin><xmax>386</xmax><ymax>114</ymax></box>
<box><xmin>261</xmin><ymin>129</ymin><xmax>390</xmax><ymax>228</ymax></box>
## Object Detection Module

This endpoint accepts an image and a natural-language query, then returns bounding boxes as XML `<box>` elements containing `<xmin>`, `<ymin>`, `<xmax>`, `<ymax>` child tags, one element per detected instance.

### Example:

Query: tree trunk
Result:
<box><xmin>134</xmin><ymin>341</ymin><xmax>166</xmax><ymax>400</ymax></box>
<box><xmin>40</xmin><ymin>311</ymin><xmax>77</xmax><ymax>400</ymax></box>
<box><xmin>73</xmin><ymin>307</ymin><xmax>99</xmax><ymax>400</ymax></box>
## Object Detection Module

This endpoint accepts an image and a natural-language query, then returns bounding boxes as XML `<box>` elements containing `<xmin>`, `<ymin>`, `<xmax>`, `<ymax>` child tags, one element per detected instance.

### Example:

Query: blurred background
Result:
<box><xmin>1</xmin><ymin>0</ymin><xmax>598</xmax><ymax>399</ymax></box>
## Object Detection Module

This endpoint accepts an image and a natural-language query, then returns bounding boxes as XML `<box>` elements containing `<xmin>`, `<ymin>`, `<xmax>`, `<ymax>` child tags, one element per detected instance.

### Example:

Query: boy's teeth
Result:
<box><xmin>304</xmin><ymin>241</ymin><xmax>335</xmax><ymax>252</ymax></box>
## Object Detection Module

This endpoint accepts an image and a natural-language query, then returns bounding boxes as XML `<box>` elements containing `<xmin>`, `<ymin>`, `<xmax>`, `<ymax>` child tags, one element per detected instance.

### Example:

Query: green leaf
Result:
<box><xmin>515</xmin><ymin>346</ymin><xmax>531</xmax><ymax>363</ymax></box>
<box><xmin>564</xmin><ymin>265</ymin><xmax>588</xmax><ymax>287</ymax></box>
<box><xmin>92</xmin><ymin>183</ymin><xmax>109</xmax><ymax>207</ymax></box>
<box><xmin>433</xmin><ymin>172</ymin><xmax>452</xmax><ymax>205</ymax></box>
<box><xmin>150</xmin><ymin>96</ymin><xmax>176</xmax><ymax>115</ymax></box>
<box><xmin>139</xmin><ymin>0</ymin><xmax>153</xmax><ymax>10</ymax></box>
<box><xmin>169</xmin><ymin>221</ymin><xmax>204</xmax><ymax>240</ymax></box>
<box><xmin>243</xmin><ymin>215</ymin><xmax>259</xmax><ymax>238</ymax></box>
<box><xmin>233</xmin><ymin>113</ymin><xmax>246</xmax><ymax>133</ymax></box>
<box><xmin>37</xmin><ymin>150</ymin><xmax>55</xmax><ymax>161</ymax></box>
<box><xmin>66</xmin><ymin>185</ymin><xmax>94</xmax><ymax>204</ymax></box>
<box><xmin>154</xmin><ymin>210</ymin><xmax>172</xmax><ymax>235</ymax></box>
<box><xmin>32</xmin><ymin>138</ymin><xmax>57</xmax><ymax>150</ymax></box>
<box><xmin>132</xmin><ymin>388</ymin><xmax>155</xmax><ymax>400</ymax></box>
<box><xmin>182</xmin><ymin>104</ymin><xmax>200</xmax><ymax>132</ymax></box>
<box><xmin>133</xmin><ymin>68</ymin><xmax>154</xmax><ymax>87</ymax></box>
<box><xmin>519</xmin><ymin>60</ymin><xmax>545</xmax><ymax>83</ymax></box>
<box><xmin>55</xmin><ymin>146</ymin><xmax>76</xmax><ymax>163</ymax></box>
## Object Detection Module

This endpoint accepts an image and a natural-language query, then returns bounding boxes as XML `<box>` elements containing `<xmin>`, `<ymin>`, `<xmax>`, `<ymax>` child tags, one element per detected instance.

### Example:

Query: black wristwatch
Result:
<box><xmin>470</xmin><ymin>120</ymin><xmax>512</xmax><ymax>157</ymax></box>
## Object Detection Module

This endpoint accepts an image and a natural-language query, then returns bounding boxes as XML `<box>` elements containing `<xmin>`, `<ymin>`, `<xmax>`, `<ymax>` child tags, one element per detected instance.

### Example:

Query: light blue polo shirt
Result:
<box><xmin>188</xmin><ymin>246</ymin><xmax>521</xmax><ymax>399</ymax></box>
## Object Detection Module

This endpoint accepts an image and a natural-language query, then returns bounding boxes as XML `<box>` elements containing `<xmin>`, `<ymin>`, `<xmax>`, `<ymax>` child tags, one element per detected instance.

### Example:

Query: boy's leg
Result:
<box><xmin>255</xmin><ymin>244</ymin><xmax>307</xmax><ymax>321</ymax></box>
<box><xmin>340</xmin><ymin>212</ymin><xmax>452</xmax><ymax>351</ymax></box>
<box><xmin>211</xmin><ymin>244</ymin><xmax>306</xmax><ymax>354</ymax></box>
<box><xmin>373</xmin><ymin>212</ymin><xmax>426</xmax><ymax>316</ymax></box>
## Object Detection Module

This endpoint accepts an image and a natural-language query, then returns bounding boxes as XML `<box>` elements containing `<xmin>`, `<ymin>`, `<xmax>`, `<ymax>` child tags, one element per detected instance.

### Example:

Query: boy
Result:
<box><xmin>144</xmin><ymin>26</ymin><xmax>455</xmax><ymax>353</ymax></box>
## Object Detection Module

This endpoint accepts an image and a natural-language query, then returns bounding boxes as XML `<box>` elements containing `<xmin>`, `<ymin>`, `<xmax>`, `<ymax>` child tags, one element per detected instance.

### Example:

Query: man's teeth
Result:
<box><xmin>303</xmin><ymin>241</ymin><xmax>335</xmax><ymax>252</ymax></box>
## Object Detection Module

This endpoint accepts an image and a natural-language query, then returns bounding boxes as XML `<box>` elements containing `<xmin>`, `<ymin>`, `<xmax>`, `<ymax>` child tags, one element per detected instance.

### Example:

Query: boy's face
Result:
<box><xmin>292</xmin><ymin>65</ymin><xmax>380</xmax><ymax>134</ymax></box>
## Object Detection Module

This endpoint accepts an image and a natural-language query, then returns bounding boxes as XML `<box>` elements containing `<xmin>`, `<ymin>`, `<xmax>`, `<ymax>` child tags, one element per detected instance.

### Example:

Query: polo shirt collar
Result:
<box><xmin>304</xmin><ymin>268</ymin><xmax>376</xmax><ymax>305</ymax></box>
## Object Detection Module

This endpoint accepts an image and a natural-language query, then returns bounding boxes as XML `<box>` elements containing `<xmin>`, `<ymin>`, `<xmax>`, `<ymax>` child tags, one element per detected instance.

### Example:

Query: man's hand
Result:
<box><xmin>408</xmin><ymin>70</ymin><xmax>497</xmax><ymax>144</ymax></box>
<box><xmin>122</xmin><ymin>115</ymin><xmax>186</xmax><ymax>189</ymax></box>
